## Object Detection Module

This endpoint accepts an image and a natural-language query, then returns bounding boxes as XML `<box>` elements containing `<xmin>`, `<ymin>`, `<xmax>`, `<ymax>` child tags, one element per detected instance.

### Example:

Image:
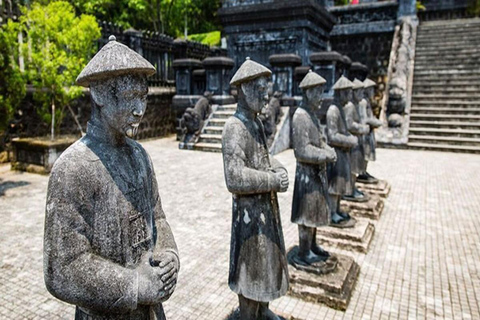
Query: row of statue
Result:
<box><xmin>43</xmin><ymin>37</ymin><xmax>382</xmax><ymax>320</ymax></box>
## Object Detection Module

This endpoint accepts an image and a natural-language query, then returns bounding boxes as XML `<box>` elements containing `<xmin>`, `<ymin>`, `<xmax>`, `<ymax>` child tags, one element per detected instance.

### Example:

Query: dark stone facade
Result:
<box><xmin>418</xmin><ymin>0</ymin><xmax>472</xmax><ymax>21</ymax></box>
<box><xmin>219</xmin><ymin>0</ymin><xmax>336</xmax><ymax>69</ymax></box>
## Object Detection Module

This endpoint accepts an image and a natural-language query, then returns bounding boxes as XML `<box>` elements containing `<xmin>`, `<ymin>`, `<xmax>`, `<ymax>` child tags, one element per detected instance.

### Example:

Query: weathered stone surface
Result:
<box><xmin>388</xmin><ymin>113</ymin><xmax>404</xmax><ymax>127</ymax></box>
<box><xmin>288</xmin><ymin>251</ymin><xmax>360</xmax><ymax>311</ymax></box>
<box><xmin>316</xmin><ymin>218</ymin><xmax>375</xmax><ymax>253</ymax></box>
<box><xmin>357</xmin><ymin>179</ymin><xmax>391</xmax><ymax>198</ymax></box>
<box><xmin>341</xmin><ymin>195</ymin><xmax>385</xmax><ymax>220</ymax></box>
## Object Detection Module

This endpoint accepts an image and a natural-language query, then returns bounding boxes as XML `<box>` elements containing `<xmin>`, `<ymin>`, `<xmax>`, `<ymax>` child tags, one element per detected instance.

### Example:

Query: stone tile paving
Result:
<box><xmin>0</xmin><ymin>135</ymin><xmax>479</xmax><ymax>319</ymax></box>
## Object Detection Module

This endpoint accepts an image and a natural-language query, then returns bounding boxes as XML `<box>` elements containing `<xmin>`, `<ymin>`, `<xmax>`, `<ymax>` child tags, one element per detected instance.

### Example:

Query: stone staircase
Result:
<box><xmin>193</xmin><ymin>104</ymin><xmax>236</xmax><ymax>152</ymax></box>
<box><xmin>408</xmin><ymin>18</ymin><xmax>480</xmax><ymax>153</ymax></box>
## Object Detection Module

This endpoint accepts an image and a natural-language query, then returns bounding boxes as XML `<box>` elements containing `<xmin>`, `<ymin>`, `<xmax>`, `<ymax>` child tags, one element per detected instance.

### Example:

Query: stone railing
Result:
<box><xmin>376</xmin><ymin>16</ymin><xmax>418</xmax><ymax>146</ymax></box>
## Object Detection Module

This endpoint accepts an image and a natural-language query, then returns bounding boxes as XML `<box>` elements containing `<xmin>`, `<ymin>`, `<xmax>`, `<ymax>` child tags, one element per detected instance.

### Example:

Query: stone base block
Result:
<box><xmin>357</xmin><ymin>180</ymin><xmax>391</xmax><ymax>198</ymax></box>
<box><xmin>341</xmin><ymin>195</ymin><xmax>385</xmax><ymax>220</ymax></box>
<box><xmin>287</xmin><ymin>249</ymin><xmax>359</xmax><ymax>311</ymax></box>
<box><xmin>316</xmin><ymin>219</ymin><xmax>375</xmax><ymax>253</ymax></box>
<box><xmin>226</xmin><ymin>308</ymin><xmax>290</xmax><ymax>320</ymax></box>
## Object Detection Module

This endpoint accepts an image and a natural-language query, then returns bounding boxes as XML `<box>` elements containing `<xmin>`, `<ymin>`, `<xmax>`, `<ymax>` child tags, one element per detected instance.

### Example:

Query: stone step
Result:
<box><xmin>207</xmin><ymin>118</ymin><xmax>228</xmax><ymax>127</ymax></box>
<box><xmin>415</xmin><ymin>47</ymin><xmax>480</xmax><ymax>56</ymax></box>
<box><xmin>420</xmin><ymin>19</ymin><xmax>480</xmax><ymax>29</ymax></box>
<box><xmin>412</xmin><ymin>93</ymin><xmax>480</xmax><ymax>101</ymax></box>
<box><xmin>413</xmin><ymin>88</ymin><xmax>480</xmax><ymax>95</ymax></box>
<box><xmin>413</xmin><ymin>69</ymin><xmax>480</xmax><ymax>76</ymax></box>
<box><xmin>193</xmin><ymin>142</ymin><xmax>222</xmax><ymax>153</ymax></box>
<box><xmin>412</xmin><ymin>100</ymin><xmax>480</xmax><ymax>108</ymax></box>
<box><xmin>414</xmin><ymin>60</ymin><xmax>480</xmax><ymax>68</ymax></box>
<box><xmin>407</xmin><ymin>142</ymin><xmax>480</xmax><ymax>153</ymax></box>
<box><xmin>408</xmin><ymin>135</ymin><xmax>480</xmax><ymax>146</ymax></box>
<box><xmin>410</xmin><ymin>114</ymin><xmax>480</xmax><ymax>122</ymax></box>
<box><xmin>413</xmin><ymin>74</ymin><xmax>480</xmax><ymax>82</ymax></box>
<box><xmin>414</xmin><ymin>65</ymin><xmax>480</xmax><ymax>72</ymax></box>
<box><xmin>216</xmin><ymin>105</ymin><xmax>237</xmax><ymax>112</ymax></box>
<box><xmin>203</xmin><ymin>126</ymin><xmax>223</xmax><ymax>135</ymax></box>
<box><xmin>408</xmin><ymin>127</ymin><xmax>480</xmax><ymax>137</ymax></box>
<box><xmin>409</xmin><ymin>120</ymin><xmax>480</xmax><ymax>130</ymax></box>
<box><xmin>198</xmin><ymin>133</ymin><xmax>222</xmax><ymax>144</ymax></box>
<box><xmin>415</xmin><ymin>53</ymin><xmax>480</xmax><ymax>62</ymax></box>
<box><xmin>212</xmin><ymin>110</ymin><xmax>235</xmax><ymax>119</ymax></box>
<box><xmin>415</xmin><ymin>42</ymin><xmax>480</xmax><ymax>52</ymax></box>
<box><xmin>410</xmin><ymin>107</ymin><xmax>480</xmax><ymax>115</ymax></box>
<box><xmin>416</xmin><ymin>32</ymin><xmax>480</xmax><ymax>41</ymax></box>
<box><xmin>412</xmin><ymin>80</ymin><xmax>480</xmax><ymax>87</ymax></box>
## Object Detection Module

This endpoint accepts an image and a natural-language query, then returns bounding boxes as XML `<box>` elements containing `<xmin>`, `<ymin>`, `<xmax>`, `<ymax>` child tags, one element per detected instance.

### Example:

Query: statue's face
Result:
<box><xmin>305</xmin><ymin>85</ymin><xmax>323</xmax><ymax>109</ymax></box>
<box><xmin>353</xmin><ymin>88</ymin><xmax>364</xmax><ymax>102</ymax></box>
<box><xmin>241</xmin><ymin>76</ymin><xmax>269</xmax><ymax>113</ymax></box>
<box><xmin>338</xmin><ymin>89</ymin><xmax>352</xmax><ymax>105</ymax></box>
<box><xmin>91</xmin><ymin>75</ymin><xmax>148</xmax><ymax>138</ymax></box>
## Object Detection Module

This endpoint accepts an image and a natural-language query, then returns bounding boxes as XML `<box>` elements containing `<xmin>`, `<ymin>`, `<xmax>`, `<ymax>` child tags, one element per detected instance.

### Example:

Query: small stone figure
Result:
<box><xmin>44</xmin><ymin>36</ymin><xmax>179</xmax><ymax>320</ymax></box>
<box><xmin>222</xmin><ymin>58</ymin><xmax>289</xmax><ymax>320</ymax></box>
<box><xmin>326</xmin><ymin>76</ymin><xmax>358</xmax><ymax>228</ymax></box>
<box><xmin>259</xmin><ymin>89</ymin><xmax>284</xmax><ymax>147</ymax></box>
<box><xmin>357</xmin><ymin>78</ymin><xmax>383</xmax><ymax>184</ymax></box>
<box><xmin>290</xmin><ymin>70</ymin><xmax>338</xmax><ymax>273</ymax></box>
<box><xmin>342</xmin><ymin>78</ymin><xmax>370</xmax><ymax>202</ymax></box>
<box><xmin>180</xmin><ymin>91</ymin><xmax>213</xmax><ymax>143</ymax></box>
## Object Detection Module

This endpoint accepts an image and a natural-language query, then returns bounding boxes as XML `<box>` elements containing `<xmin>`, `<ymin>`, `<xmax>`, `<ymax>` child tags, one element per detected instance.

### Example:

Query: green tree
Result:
<box><xmin>19</xmin><ymin>1</ymin><xmax>101</xmax><ymax>139</ymax></box>
<box><xmin>0</xmin><ymin>20</ymin><xmax>27</xmax><ymax>133</ymax></box>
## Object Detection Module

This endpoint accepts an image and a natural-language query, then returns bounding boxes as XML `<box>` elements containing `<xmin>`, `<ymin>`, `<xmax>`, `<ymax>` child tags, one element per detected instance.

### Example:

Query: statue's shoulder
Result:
<box><xmin>49</xmin><ymin>139</ymin><xmax>96</xmax><ymax>182</ymax></box>
<box><xmin>359</xmin><ymin>98</ymin><xmax>368</xmax><ymax>107</ymax></box>
<box><xmin>327</xmin><ymin>104</ymin><xmax>340</xmax><ymax>116</ymax></box>
<box><xmin>223</xmin><ymin>115</ymin><xmax>246</xmax><ymax>133</ymax></box>
<box><xmin>293</xmin><ymin>107</ymin><xmax>310</xmax><ymax>123</ymax></box>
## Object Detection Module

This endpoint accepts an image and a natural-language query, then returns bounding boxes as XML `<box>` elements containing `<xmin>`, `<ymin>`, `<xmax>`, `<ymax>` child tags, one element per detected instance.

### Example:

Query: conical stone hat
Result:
<box><xmin>352</xmin><ymin>78</ymin><xmax>365</xmax><ymax>90</ymax></box>
<box><xmin>363</xmin><ymin>78</ymin><xmax>376</xmax><ymax>88</ymax></box>
<box><xmin>230</xmin><ymin>57</ymin><xmax>272</xmax><ymax>86</ymax></box>
<box><xmin>299</xmin><ymin>70</ymin><xmax>326</xmax><ymax>89</ymax></box>
<box><xmin>76</xmin><ymin>35</ymin><xmax>156</xmax><ymax>87</ymax></box>
<box><xmin>332</xmin><ymin>75</ymin><xmax>353</xmax><ymax>90</ymax></box>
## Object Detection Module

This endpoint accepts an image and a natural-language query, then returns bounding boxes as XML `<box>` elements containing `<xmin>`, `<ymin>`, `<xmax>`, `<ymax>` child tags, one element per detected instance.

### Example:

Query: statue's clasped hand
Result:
<box><xmin>270</xmin><ymin>168</ymin><xmax>289</xmax><ymax>193</ymax></box>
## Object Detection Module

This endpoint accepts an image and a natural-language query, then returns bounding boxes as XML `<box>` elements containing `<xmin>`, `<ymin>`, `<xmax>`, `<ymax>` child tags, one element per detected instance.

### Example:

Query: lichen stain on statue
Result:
<box><xmin>288</xmin><ymin>70</ymin><xmax>338</xmax><ymax>275</ymax></box>
<box><xmin>222</xmin><ymin>58</ymin><xmax>289</xmax><ymax>320</ymax></box>
<box><xmin>44</xmin><ymin>35</ymin><xmax>179</xmax><ymax>320</ymax></box>
<box><xmin>179</xmin><ymin>91</ymin><xmax>213</xmax><ymax>144</ymax></box>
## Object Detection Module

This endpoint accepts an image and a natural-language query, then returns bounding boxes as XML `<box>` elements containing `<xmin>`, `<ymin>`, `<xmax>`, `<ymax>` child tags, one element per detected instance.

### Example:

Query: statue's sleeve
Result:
<box><xmin>366</xmin><ymin>103</ymin><xmax>382</xmax><ymax>128</ymax></box>
<box><xmin>222</xmin><ymin>121</ymin><xmax>277</xmax><ymax>194</ymax></box>
<box><xmin>292</xmin><ymin>111</ymin><xmax>329</xmax><ymax>164</ymax></box>
<box><xmin>148</xmin><ymin>157</ymin><xmax>179</xmax><ymax>267</ymax></box>
<box><xmin>44</xmin><ymin>161</ymin><xmax>139</xmax><ymax>313</ymax></box>
<box><xmin>345</xmin><ymin>104</ymin><xmax>369</xmax><ymax>135</ymax></box>
<box><xmin>327</xmin><ymin>107</ymin><xmax>356</xmax><ymax>148</ymax></box>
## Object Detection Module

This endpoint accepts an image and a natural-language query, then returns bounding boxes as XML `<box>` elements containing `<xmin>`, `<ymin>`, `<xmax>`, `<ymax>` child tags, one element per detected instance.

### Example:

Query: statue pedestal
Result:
<box><xmin>341</xmin><ymin>195</ymin><xmax>385</xmax><ymax>220</ymax></box>
<box><xmin>287</xmin><ymin>247</ymin><xmax>359</xmax><ymax>311</ymax></box>
<box><xmin>357</xmin><ymin>180</ymin><xmax>391</xmax><ymax>198</ymax></box>
<box><xmin>316</xmin><ymin>219</ymin><xmax>375</xmax><ymax>253</ymax></box>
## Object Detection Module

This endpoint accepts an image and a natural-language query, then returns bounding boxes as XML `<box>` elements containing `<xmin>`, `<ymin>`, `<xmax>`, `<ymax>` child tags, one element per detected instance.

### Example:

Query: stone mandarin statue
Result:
<box><xmin>290</xmin><ymin>70</ymin><xmax>338</xmax><ymax>273</ymax></box>
<box><xmin>326</xmin><ymin>76</ymin><xmax>358</xmax><ymax>228</ymax></box>
<box><xmin>222</xmin><ymin>58</ymin><xmax>289</xmax><ymax>320</ymax></box>
<box><xmin>44</xmin><ymin>35</ymin><xmax>179</xmax><ymax>320</ymax></box>
<box><xmin>342</xmin><ymin>78</ymin><xmax>370</xmax><ymax>202</ymax></box>
<box><xmin>357</xmin><ymin>78</ymin><xmax>382</xmax><ymax>184</ymax></box>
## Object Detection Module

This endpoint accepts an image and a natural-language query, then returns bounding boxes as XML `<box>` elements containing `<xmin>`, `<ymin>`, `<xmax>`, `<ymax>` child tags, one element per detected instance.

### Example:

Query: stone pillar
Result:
<box><xmin>123</xmin><ymin>28</ymin><xmax>143</xmax><ymax>56</ymax></box>
<box><xmin>192</xmin><ymin>69</ymin><xmax>206</xmax><ymax>95</ymax></box>
<box><xmin>398</xmin><ymin>0</ymin><xmax>417</xmax><ymax>18</ymax></box>
<box><xmin>172</xmin><ymin>58</ymin><xmax>203</xmax><ymax>139</ymax></box>
<box><xmin>269</xmin><ymin>53</ymin><xmax>302</xmax><ymax>106</ymax></box>
<box><xmin>310</xmin><ymin>51</ymin><xmax>344</xmax><ymax>96</ymax></box>
<box><xmin>202</xmin><ymin>56</ymin><xmax>235</xmax><ymax>105</ymax></box>
<box><xmin>339</xmin><ymin>55</ymin><xmax>352</xmax><ymax>79</ymax></box>
<box><xmin>349</xmin><ymin>62</ymin><xmax>369</xmax><ymax>81</ymax></box>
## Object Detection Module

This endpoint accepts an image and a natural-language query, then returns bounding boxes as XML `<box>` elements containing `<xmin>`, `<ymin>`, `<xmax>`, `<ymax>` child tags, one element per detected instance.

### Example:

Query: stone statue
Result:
<box><xmin>259</xmin><ymin>89</ymin><xmax>283</xmax><ymax>147</ymax></box>
<box><xmin>326</xmin><ymin>76</ymin><xmax>358</xmax><ymax>228</ymax></box>
<box><xmin>222</xmin><ymin>58</ymin><xmax>289</xmax><ymax>320</ymax></box>
<box><xmin>44</xmin><ymin>36</ymin><xmax>179</xmax><ymax>320</ymax></box>
<box><xmin>180</xmin><ymin>91</ymin><xmax>213</xmax><ymax>143</ymax></box>
<box><xmin>290</xmin><ymin>70</ymin><xmax>338</xmax><ymax>273</ymax></box>
<box><xmin>358</xmin><ymin>78</ymin><xmax>382</xmax><ymax>184</ymax></box>
<box><xmin>342</xmin><ymin>78</ymin><xmax>370</xmax><ymax>202</ymax></box>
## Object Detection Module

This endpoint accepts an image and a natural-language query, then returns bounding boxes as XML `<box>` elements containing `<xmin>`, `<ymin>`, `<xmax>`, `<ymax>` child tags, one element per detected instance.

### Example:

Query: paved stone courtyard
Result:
<box><xmin>1</xmin><ymin>135</ymin><xmax>479</xmax><ymax>320</ymax></box>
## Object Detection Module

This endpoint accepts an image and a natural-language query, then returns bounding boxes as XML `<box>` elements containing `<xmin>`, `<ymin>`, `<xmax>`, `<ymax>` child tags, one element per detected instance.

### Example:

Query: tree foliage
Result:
<box><xmin>18</xmin><ymin>1</ymin><xmax>101</xmax><ymax>138</ymax></box>
<box><xmin>0</xmin><ymin>21</ymin><xmax>26</xmax><ymax>132</ymax></box>
<box><xmin>67</xmin><ymin>0</ymin><xmax>222</xmax><ymax>38</ymax></box>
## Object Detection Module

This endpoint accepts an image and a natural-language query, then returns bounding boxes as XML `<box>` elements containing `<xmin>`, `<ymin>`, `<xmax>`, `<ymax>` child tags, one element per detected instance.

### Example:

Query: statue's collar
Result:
<box><xmin>86</xmin><ymin>121</ymin><xmax>127</xmax><ymax>146</ymax></box>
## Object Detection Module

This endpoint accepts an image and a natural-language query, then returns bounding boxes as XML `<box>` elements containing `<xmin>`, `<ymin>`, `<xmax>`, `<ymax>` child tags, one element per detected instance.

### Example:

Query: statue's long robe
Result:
<box><xmin>344</xmin><ymin>101</ymin><xmax>369</xmax><ymax>174</ymax></box>
<box><xmin>326</xmin><ymin>105</ymin><xmax>356</xmax><ymax>196</ymax></box>
<box><xmin>222</xmin><ymin>113</ymin><xmax>289</xmax><ymax>302</ymax></box>
<box><xmin>359</xmin><ymin>98</ymin><xmax>382</xmax><ymax>161</ymax></box>
<box><xmin>291</xmin><ymin>107</ymin><xmax>333</xmax><ymax>227</ymax></box>
<box><xmin>44</xmin><ymin>123</ymin><xmax>178</xmax><ymax>320</ymax></box>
